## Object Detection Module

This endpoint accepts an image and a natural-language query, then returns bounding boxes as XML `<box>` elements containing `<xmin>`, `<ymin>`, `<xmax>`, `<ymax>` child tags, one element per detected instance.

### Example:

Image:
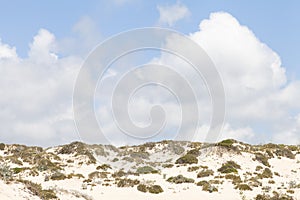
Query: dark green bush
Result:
<box><xmin>116</xmin><ymin>178</ymin><xmax>140</xmax><ymax>187</ymax></box>
<box><xmin>235</xmin><ymin>184</ymin><xmax>252</xmax><ymax>191</ymax></box>
<box><xmin>148</xmin><ymin>185</ymin><xmax>163</xmax><ymax>194</ymax></box>
<box><xmin>136</xmin><ymin>166</ymin><xmax>158</xmax><ymax>174</ymax></box>
<box><xmin>50</xmin><ymin>171</ymin><xmax>66</xmax><ymax>180</ymax></box>
<box><xmin>0</xmin><ymin>143</ymin><xmax>5</xmax><ymax>150</ymax></box>
<box><xmin>175</xmin><ymin>154</ymin><xmax>198</xmax><ymax>164</ymax></box>
<box><xmin>255</xmin><ymin>153</ymin><xmax>270</xmax><ymax>167</ymax></box>
<box><xmin>217</xmin><ymin>161</ymin><xmax>240</xmax><ymax>173</ymax></box>
<box><xmin>137</xmin><ymin>184</ymin><xmax>147</xmax><ymax>193</ymax></box>
<box><xmin>167</xmin><ymin>175</ymin><xmax>194</xmax><ymax>184</ymax></box>
<box><xmin>197</xmin><ymin>169</ymin><xmax>214</xmax><ymax>178</ymax></box>
<box><xmin>96</xmin><ymin>164</ymin><xmax>112</xmax><ymax>171</ymax></box>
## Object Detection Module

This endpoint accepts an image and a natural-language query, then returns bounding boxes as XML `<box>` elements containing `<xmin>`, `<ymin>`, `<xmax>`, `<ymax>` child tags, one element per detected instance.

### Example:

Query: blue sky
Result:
<box><xmin>0</xmin><ymin>1</ymin><xmax>300</xmax><ymax>146</ymax></box>
<box><xmin>0</xmin><ymin>0</ymin><xmax>299</xmax><ymax>77</ymax></box>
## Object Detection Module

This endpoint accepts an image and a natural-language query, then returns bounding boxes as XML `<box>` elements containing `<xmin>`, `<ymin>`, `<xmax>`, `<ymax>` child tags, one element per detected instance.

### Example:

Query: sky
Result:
<box><xmin>0</xmin><ymin>1</ymin><xmax>299</xmax><ymax>147</ymax></box>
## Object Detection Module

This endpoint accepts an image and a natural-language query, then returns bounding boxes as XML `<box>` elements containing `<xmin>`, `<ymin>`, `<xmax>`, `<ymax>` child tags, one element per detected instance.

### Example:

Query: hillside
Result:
<box><xmin>0</xmin><ymin>139</ymin><xmax>299</xmax><ymax>200</ymax></box>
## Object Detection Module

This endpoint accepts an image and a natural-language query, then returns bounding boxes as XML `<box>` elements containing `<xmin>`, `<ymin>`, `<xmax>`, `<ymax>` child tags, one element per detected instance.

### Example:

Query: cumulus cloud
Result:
<box><xmin>0</xmin><ymin>12</ymin><xmax>299</xmax><ymax>147</ymax></box>
<box><xmin>157</xmin><ymin>2</ymin><xmax>190</xmax><ymax>26</ymax></box>
<box><xmin>0</xmin><ymin>29</ymin><xmax>81</xmax><ymax>146</ymax></box>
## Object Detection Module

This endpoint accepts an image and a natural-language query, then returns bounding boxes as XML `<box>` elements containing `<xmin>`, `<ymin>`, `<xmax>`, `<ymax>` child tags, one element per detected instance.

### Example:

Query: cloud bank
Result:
<box><xmin>0</xmin><ymin>12</ymin><xmax>299</xmax><ymax>146</ymax></box>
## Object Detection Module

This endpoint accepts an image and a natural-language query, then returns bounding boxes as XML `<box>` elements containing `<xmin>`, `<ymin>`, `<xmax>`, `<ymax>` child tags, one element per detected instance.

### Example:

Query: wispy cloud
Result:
<box><xmin>157</xmin><ymin>2</ymin><xmax>190</xmax><ymax>27</ymax></box>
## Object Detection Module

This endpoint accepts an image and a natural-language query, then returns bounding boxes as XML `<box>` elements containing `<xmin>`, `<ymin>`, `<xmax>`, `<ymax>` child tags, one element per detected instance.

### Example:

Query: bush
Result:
<box><xmin>116</xmin><ymin>178</ymin><xmax>140</xmax><ymax>187</ymax></box>
<box><xmin>96</xmin><ymin>164</ymin><xmax>112</xmax><ymax>171</ymax></box>
<box><xmin>217</xmin><ymin>139</ymin><xmax>235</xmax><ymax>147</ymax></box>
<box><xmin>217</xmin><ymin>161</ymin><xmax>240</xmax><ymax>174</ymax></box>
<box><xmin>167</xmin><ymin>175</ymin><xmax>194</xmax><ymax>184</ymax></box>
<box><xmin>187</xmin><ymin>166</ymin><xmax>199</xmax><ymax>172</ymax></box>
<box><xmin>136</xmin><ymin>166</ymin><xmax>158</xmax><ymax>174</ymax></box>
<box><xmin>137</xmin><ymin>184</ymin><xmax>147</xmax><ymax>193</ymax></box>
<box><xmin>225</xmin><ymin>174</ymin><xmax>242</xmax><ymax>185</ymax></box>
<box><xmin>235</xmin><ymin>184</ymin><xmax>252</xmax><ymax>191</ymax></box>
<box><xmin>175</xmin><ymin>154</ymin><xmax>198</xmax><ymax>164</ymax></box>
<box><xmin>255</xmin><ymin>153</ymin><xmax>270</xmax><ymax>167</ymax></box>
<box><xmin>257</xmin><ymin>168</ymin><xmax>273</xmax><ymax>179</ymax></box>
<box><xmin>274</xmin><ymin>148</ymin><xmax>295</xmax><ymax>159</ymax></box>
<box><xmin>50</xmin><ymin>172</ymin><xmax>66</xmax><ymax>180</ymax></box>
<box><xmin>148</xmin><ymin>185</ymin><xmax>163</xmax><ymax>194</ymax></box>
<box><xmin>88</xmin><ymin>171</ymin><xmax>108</xmax><ymax>179</ymax></box>
<box><xmin>162</xmin><ymin>164</ymin><xmax>174</xmax><ymax>168</ymax></box>
<box><xmin>0</xmin><ymin>143</ymin><xmax>5</xmax><ymax>150</ymax></box>
<box><xmin>18</xmin><ymin>180</ymin><xmax>57</xmax><ymax>200</ymax></box>
<box><xmin>197</xmin><ymin>181</ymin><xmax>218</xmax><ymax>192</ymax></box>
<box><xmin>197</xmin><ymin>169</ymin><xmax>214</xmax><ymax>178</ymax></box>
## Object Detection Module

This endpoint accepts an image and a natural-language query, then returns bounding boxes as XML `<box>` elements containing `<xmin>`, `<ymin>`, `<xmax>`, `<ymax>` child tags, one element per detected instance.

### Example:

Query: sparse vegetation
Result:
<box><xmin>136</xmin><ymin>166</ymin><xmax>159</xmax><ymax>174</ymax></box>
<box><xmin>18</xmin><ymin>179</ymin><xmax>57</xmax><ymax>199</ymax></box>
<box><xmin>175</xmin><ymin>154</ymin><xmax>198</xmax><ymax>164</ymax></box>
<box><xmin>116</xmin><ymin>178</ymin><xmax>140</xmax><ymax>187</ymax></box>
<box><xmin>197</xmin><ymin>169</ymin><xmax>214</xmax><ymax>178</ymax></box>
<box><xmin>96</xmin><ymin>164</ymin><xmax>112</xmax><ymax>171</ymax></box>
<box><xmin>235</xmin><ymin>184</ymin><xmax>252</xmax><ymax>191</ymax></box>
<box><xmin>218</xmin><ymin>161</ymin><xmax>240</xmax><ymax>173</ymax></box>
<box><xmin>167</xmin><ymin>175</ymin><xmax>195</xmax><ymax>184</ymax></box>
<box><xmin>255</xmin><ymin>153</ymin><xmax>270</xmax><ymax>167</ymax></box>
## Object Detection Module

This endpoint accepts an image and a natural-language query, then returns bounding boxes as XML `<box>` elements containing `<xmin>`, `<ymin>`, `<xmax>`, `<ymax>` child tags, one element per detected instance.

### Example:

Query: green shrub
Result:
<box><xmin>136</xmin><ymin>166</ymin><xmax>158</xmax><ymax>174</ymax></box>
<box><xmin>175</xmin><ymin>154</ymin><xmax>198</xmax><ymax>164</ymax></box>
<box><xmin>12</xmin><ymin>167</ymin><xmax>27</xmax><ymax>174</ymax></box>
<box><xmin>96</xmin><ymin>164</ymin><xmax>112</xmax><ymax>171</ymax></box>
<box><xmin>137</xmin><ymin>184</ymin><xmax>147</xmax><ymax>193</ymax></box>
<box><xmin>148</xmin><ymin>185</ymin><xmax>163</xmax><ymax>194</ymax></box>
<box><xmin>50</xmin><ymin>172</ymin><xmax>66</xmax><ymax>180</ymax></box>
<box><xmin>257</xmin><ymin>168</ymin><xmax>273</xmax><ymax>179</ymax></box>
<box><xmin>0</xmin><ymin>143</ymin><xmax>5</xmax><ymax>150</ymax></box>
<box><xmin>274</xmin><ymin>148</ymin><xmax>295</xmax><ymax>159</ymax></box>
<box><xmin>187</xmin><ymin>148</ymin><xmax>200</xmax><ymax>156</ymax></box>
<box><xmin>197</xmin><ymin>181</ymin><xmax>218</xmax><ymax>192</ymax></box>
<box><xmin>217</xmin><ymin>139</ymin><xmax>235</xmax><ymax>147</ymax></box>
<box><xmin>255</xmin><ymin>165</ymin><xmax>263</xmax><ymax>171</ymax></box>
<box><xmin>116</xmin><ymin>178</ymin><xmax>140</xmax><ymax>187</ymax></box>
<box><xmin>88</xmin><ymin>171</ymin><xmax>108</xmax><ymax>179</ymax></box>
<box><xmin>162</xmin><ymin>164</ymin><xmax>174</xmax><ymax>168</ymax></box>
<box><xmin>197</xmin><ymin>169</ymin><xmax>214</xmax><ymax>178</ymax></box>
<box><xmin>18</xmin><ymin>180</ymin><xmax>57</xmax><ymax>200</ymax></box>
<box><xmin>167</xmin><ymin>175</ymin><xmax>194</xmax><ymax>184</ymax></box>
<box><xmin>187</xmin><ymin>166</ymin><xmax>199</xmax><ymax>172</ymax></box>
<box><xmin>255</xmin><ymin>153</ymin><xmax>270</xmax><ymax>167</ymax></box>
<box><xmin>225</xmin><ymin>174</ymin><xmax>242</xmax><ymax>185</ymax></box>
<box><xmin>217</xmin><ymin>161</ymin><xmax>240</xmax><ymax>173</ymax></box>
<box><xmin>235</xmin><ymin>184</ymin><xmax>252</xmax><ymax>191</ymax></box>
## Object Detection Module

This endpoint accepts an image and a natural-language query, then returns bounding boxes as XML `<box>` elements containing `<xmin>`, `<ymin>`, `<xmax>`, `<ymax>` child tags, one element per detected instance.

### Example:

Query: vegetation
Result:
<box><xmin>116</xmin><ymin>178</ymin><xmax>140</xmax><ymax>187</ymax></box>
<box><xmin>235</xmin><ymin>184</ymin><xmax>252</xmax><ymax>191</ymax></box>
<box><xmin>50</xmin><ymin>171</ymin><xmax>66</xmax><ymax>180</ymax></box>
<box><xmin>196</xmin><ymin>180</ymin><xmax>218</xmax><ymax>192</ymax></box>
<box><xmin>96</xmin><ymin>164</ymin><xmax>112</xmax><ymax>171</ymax></box>
<box><xmin>167</xmin><ymin>175</ymin><xmax>195</xmax><ymax>184</ymax></box>
<box><xmin>197</xmin><ymin>169</ymin><xmax>214</xmax><ymax>178</ymax></box>
<box><xmin>136</xmin><ymin>166</ymin><xmax>159</xmax><ymax>174</ymax></box>
<box><xmin>18</xmin><ymin>179</ymin><xmax>57</xmax><ymax>199</ymax></box>
<box><xmin>255</xmin><ymin>153</ymin><xmax>270</xmax><ymax>167</ymax></box>
<box><xmin>218</xmin><ymin>161</ymin><xmax>240</xmax><ymax>173</ymax></box>
<box><xmin>137</xmin><ymin>184</ymin><xmax>147</xmax><ymax>193</ymax></box>
<box><xmin>0</xmin><ymin>143</ymin><xmax>5</xmax><ymax>150</ymax></box>
<box><xmin>148</xmin><ymin>185</ymin><xmax>164</xmax><ymax>194</ymax></box>
<box><xmin>175</xmin><ymin>154</ymin><xmax>198</xmax><ymax>164</ymax></box>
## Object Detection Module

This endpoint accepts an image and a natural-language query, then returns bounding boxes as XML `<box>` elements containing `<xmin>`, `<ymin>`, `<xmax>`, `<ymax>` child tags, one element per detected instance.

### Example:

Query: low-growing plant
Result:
<box><xmin>137</xmin><ymin>184</ymin><xmax>147</xmax><ymax>192</ymax></box>
<box><xmin>96</xmin><ymin>164</ymin><xmax>112</xmax><ymax>171</ymax></box>
<box><xmin>217</xmin><ymin>161</ymin><xmax>240</xmax><ymax>174</ymax></box>
<box><xmin>197</xmin><ymin>169</ymin><xmax>214</xmax><ymax>178</ymax></box>
<box><xmin>255</xmin><ymin>153</ymin><xmax>270</xmax><ymax>167</ymax></box>
<box><xmin>116</xmin><ymin>178</ymin><xmax>140</xmax><ymax>187</ymax></box>
<box><xmin>50</xmin><ymin>171</ymin><xmax>66</xmax><ymax>180</ymax></box>
<box><xmin>187</xmin><ymin>166</ymin><xmax>199</xmax><ymax>172</ymax></box>
<box><xmin>167</xmin><ymin>175</ymin><xmax>194</xmax><ymax>184</ymax></box>
<box><xmin>148</xmin><ymin>185</ymin><xmax>164</xmax><ymax>194</ymax></box>
<box><xmin>235</xmin><ymin>184</ymin><xmax>252</xmax><ymax>191</ymax></box>
<box><xmin>136</xmin><ymin>166</ymin><xmax>159</xmax><ymax>174</ymax></box>
<box><xmin>175</xmin><ymin>154</ymin><xmax>198</xmax><ymax>164</ymax></box>
<box><xmin>18</xmin><ymin>179</ymin><xmax>57</xmax><ymax>200</ymax></box>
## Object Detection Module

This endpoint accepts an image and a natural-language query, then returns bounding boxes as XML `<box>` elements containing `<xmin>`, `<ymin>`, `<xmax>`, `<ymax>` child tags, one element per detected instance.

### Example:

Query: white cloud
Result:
<box><xmin>157</xmin><ymin>2</ymin><xmax>190</xmax><ymax>27</ymax></box>
<box><xmin>0</xmin><ymin>12</ymin><xmax>300</xmax><ymax>147</ymax></box>
<box><xmin>0</xmin><ymin>29</ymin><xmax>81</xmax><ymax>146</ymax></box>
